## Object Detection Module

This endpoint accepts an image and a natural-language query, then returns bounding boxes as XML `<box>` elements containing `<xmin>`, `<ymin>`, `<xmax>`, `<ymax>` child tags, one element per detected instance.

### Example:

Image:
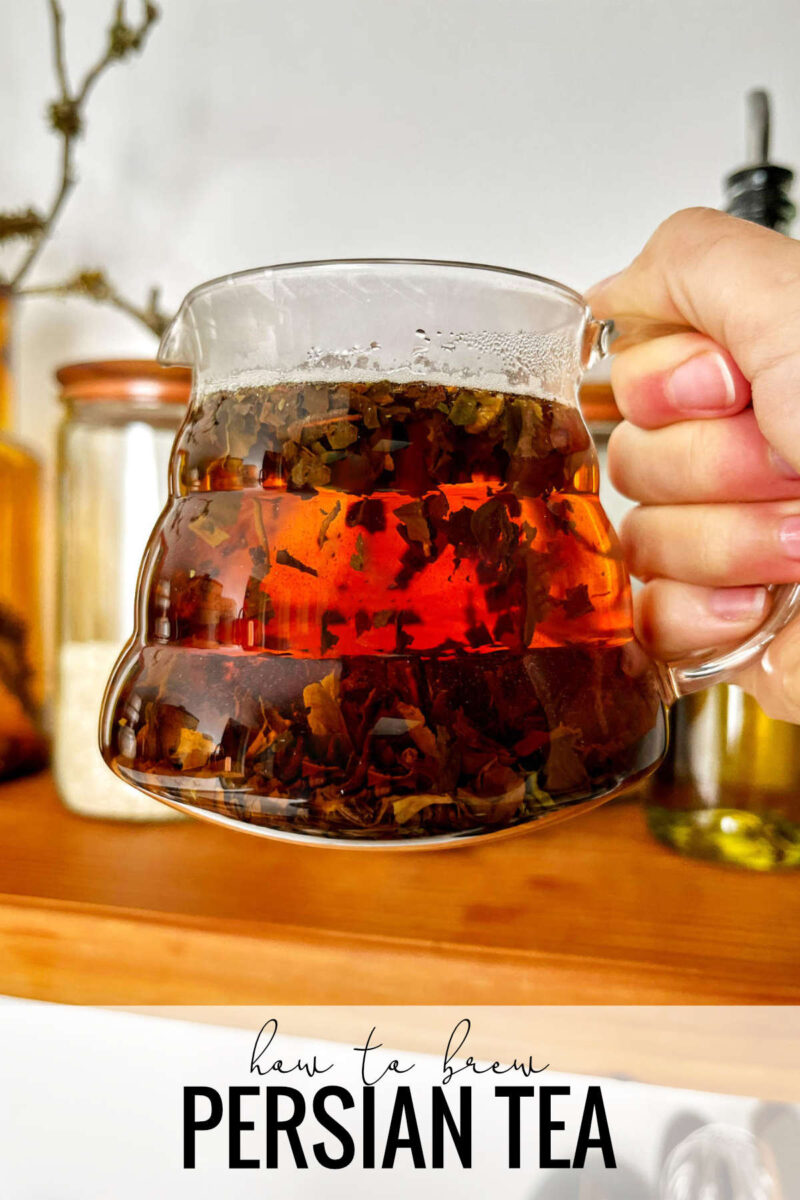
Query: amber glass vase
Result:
<box><xmin>0</xmin><ymin>289</ymin><xmax>47</xmax><ymax>779</ymax></box>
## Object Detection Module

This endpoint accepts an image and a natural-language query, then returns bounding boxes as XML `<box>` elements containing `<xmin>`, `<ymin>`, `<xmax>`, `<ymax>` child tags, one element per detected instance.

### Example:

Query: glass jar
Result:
<box><xmin>0</xmin><ymin>287</ymin><xmax>48</xmax><ymax>781</ymax></box>
<box><xmin>54</xmin><ymin>360</ymin><xmax>190</xmax><ymax>819</ymax></box>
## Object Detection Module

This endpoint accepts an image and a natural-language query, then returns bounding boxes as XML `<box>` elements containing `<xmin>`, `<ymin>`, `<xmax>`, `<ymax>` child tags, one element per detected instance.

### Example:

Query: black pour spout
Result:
<box><xmin>724</xmin><ymin>88</ymin><xmax>796</xmax><ymax>233</ymax></box>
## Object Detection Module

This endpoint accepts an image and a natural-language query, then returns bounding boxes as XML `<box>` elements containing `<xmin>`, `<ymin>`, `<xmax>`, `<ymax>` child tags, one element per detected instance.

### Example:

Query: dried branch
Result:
<box><xmin>9</xmin><ymin>0</ymin><xmax>159</xmax><ymax>290</ymax></box>
<box><xmin>49</xmin><ymin>0</ymin><xmax>70</xmax><ymax>98</ymax></box>
<box><xmin>20</xmin><ymin>270</ymin><xmax>170</xmax><ymax>337</ymax></box>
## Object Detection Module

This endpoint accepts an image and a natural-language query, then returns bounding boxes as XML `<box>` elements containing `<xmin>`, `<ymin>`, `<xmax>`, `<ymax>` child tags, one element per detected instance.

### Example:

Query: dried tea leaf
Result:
<box><xmin>350</xmin><ymin>532</ymin><xmax>367</xmax><ymax>571</ymax></box>
<box><xmin>321</xmin><ymin>609</ymin><xmax>345</xmax><ymax>654</ymax></box>
<box><xmin>448</xmin><ymin>391</ymin><xmax>479</xmax><ymax>427</ymax></box>
<box><xmin>560</xmin><ymin>584</ymin><xmax>594</xmax><ymax>619</ymax></box>
<box><xmin>354</xmin><ymin>610</ymin><xmax>372</xmax><ymax>638</ymax></box>
<box><xmin>465</xmin><ymin>393</ymin><xmax>505</xmax><ymax>434</ymax></box>
<box><xmin>318</xmin><ymin>499</ymin><xmax>342</xmax><ymax>547</ymax></box>
<box><xmin>326</xmin><ymin>420</ymin><xmax>359</xmax><ymax>449</ymax></box>
<box><xmin>471</xmin><ymin>497</ymin><xmax>517</xmax><ymax>564</ymax></box>
<box><xmin>396</xmin><ymin>702</ymin><xmax>437</xmax><ymax>757</ymax></box>
<box><xmin>458</xmin><ymin>778</ymin><xmax>525</xmax><ymax>822</ymax></box>
<box><xmin>189</xmin><ymin>514</ymin><xmax>231</xmax><ymax>547</ymax></box>
<box><xmin>276</xmin><ymin>549</ymin><xmax>318</xmax><ymax>577</ymax></box>
<box><xmin>188</xmin><ymin>493</ymin><xmax>243</xmax><ymax>548</ymax></box>
<box><xmin>395</xmin><ymin>499</ymin><xmax>430</xmax><ymax>545</ymax></box>
<box><xmin>525</xmin><ymin>772</ymin><xmax>556</xmax><ymax>807</ymax></box>
<box><xmin>290</xmin><ymin>449</ymin><xmax>331</xmax><ymax>489</ymax></box>
<box><xmin>303</xmin><ymin>673</ymin><xmax>352</xmax><ymax>750</ymax></box>
<box><xmin>543</xmin><ymin>724</ymin><xmax>590</xmax><ymax>794</ymax></box>
<box><xmin>346</xmin><ymin>497</ymin><xmax>386</xmax><ymax>533</ymax></box>
<box><xmin>172</xmin><ymin>728</ymin><xmax>216</xmax><ymax>771</ymax></box>
<box><xmin>299</xmin><ymin>384</ymin><xmax>330</xmax><ymax>415</ymax></box>
<box><xmin>546</xmin><ymin>497</ymin><xmax>577</xmax><ymax>535</ymax></box>
<box><xmin>391</xmin><ymin>794</ymin><xmax>447</xmax><ymax>824</ymax></box>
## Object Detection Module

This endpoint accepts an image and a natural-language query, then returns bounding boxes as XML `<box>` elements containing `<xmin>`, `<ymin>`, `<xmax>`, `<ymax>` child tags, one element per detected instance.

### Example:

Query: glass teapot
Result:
<box><xmin>99</xmin><ymin>260</ymin><xmax>800</xmax><ymax>846</ymax></box>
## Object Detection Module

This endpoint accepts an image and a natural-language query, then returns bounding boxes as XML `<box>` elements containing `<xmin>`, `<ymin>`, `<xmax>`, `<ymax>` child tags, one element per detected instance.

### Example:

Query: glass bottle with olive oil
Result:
<box><xmin>646</xmin><ymin>90</ymin><xmax>800</xmax><ymax>869</ymax></box>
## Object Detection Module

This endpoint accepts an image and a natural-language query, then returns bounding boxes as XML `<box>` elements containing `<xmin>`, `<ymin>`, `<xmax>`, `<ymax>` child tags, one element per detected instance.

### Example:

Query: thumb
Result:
<box><xmin>586</xmin><ymin>207</ymin><xmax>800</xmax><ymax>471</ymax></box>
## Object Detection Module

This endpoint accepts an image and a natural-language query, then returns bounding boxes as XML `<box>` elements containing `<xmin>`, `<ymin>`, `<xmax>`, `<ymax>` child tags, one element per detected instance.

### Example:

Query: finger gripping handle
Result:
<box><xmin>666</xmin><ymin>582</ymin><xmax>800</xmax><ymax>697</ymax></box>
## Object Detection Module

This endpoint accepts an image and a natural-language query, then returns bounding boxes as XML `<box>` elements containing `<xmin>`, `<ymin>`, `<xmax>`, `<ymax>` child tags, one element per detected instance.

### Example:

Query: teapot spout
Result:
<box><xmin>158</xmin><ymin>302</ymin><xmax>196</xmax><ymax>368</ymax></box>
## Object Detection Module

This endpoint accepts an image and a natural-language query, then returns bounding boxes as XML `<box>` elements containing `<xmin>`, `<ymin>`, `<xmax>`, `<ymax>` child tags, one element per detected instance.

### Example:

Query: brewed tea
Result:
<box><xmin>102</xmin><ymin>380</ymin><xmax>667</xmax><ymax>841</ymax></box>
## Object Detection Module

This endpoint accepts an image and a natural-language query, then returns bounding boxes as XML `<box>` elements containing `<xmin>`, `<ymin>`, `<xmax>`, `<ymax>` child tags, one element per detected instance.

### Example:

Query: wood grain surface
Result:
<box><xmin>0</xmin><ymin>772</ymin><xmax>798</xmax><ymax>1004</ymax></box>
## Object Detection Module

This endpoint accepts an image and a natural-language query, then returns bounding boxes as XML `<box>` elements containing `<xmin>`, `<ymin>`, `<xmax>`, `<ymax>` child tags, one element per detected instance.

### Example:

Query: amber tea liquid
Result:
<box><xmin>102</xmin><ymin>380</ymin><xmax>667</xmax><ymax>842</ymax></box>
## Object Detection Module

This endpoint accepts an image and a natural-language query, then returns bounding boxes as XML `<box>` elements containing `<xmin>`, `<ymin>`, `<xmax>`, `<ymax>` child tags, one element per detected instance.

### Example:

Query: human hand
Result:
<box><xmin>586</xmin><ymin>207</ymin><xmax>800</xmax><ymax>721</ymax></box>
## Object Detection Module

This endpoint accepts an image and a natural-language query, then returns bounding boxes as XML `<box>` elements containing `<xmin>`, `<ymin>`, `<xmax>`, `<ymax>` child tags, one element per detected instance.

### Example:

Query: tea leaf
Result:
<box><xmin>448</xmin><ymin>391</ymin><xmax>479</xmax><ymax>426</ymax></box>
<box><xmin>395</xmin><ymin>499</ymin><xmax>430</xmax><ymax>545</ymax></box>
<box><xmin>392</xmin><ymin>794</ymin><xmax>446</xmax><ymax>824</ymax></box>
<box><xmin>326</xmin><ymin>420</ymin><xmax>359</xmax><ymax>449</ymax></box>
<box><xmin>276</xmin><ymin>549</ymin><xmax>318</xmax><ymax>577</ymax></box>
<box><xmin>465</xmin><ymin>392</ymin><xmax>504</xmax><ymax>434</ymax></box>
<box><xmin>303</xmin><ymin>673</ymin><xmax>352</xmax><ymax>750</ymax></box>
<box><xmin>189</xmin><ymin>514</ymin><xmax>230</xmax><ymax>547</ymax></box>
<box><xmin>396</xmin><ymin>702</ymin><xmax>437</xmax><ymax>757</ymax></box>
<box><xmin>350</xmin><ymin>532</ymin><xmax>367</xmax><ymax>571</ymax></box>
<box><xmin>560</xmin><ymin>583</ymin><xmax>594</xmax><ymax>619</ymax></box>
<box><xmin>172</xmin><ymin>728</ymin><xmax>216</xmax><ymax>771</ymax></box>
<box><xmin>317</xmin><ymin>499</ymin><xmax>342</xmax><ymax>547</ymax></box>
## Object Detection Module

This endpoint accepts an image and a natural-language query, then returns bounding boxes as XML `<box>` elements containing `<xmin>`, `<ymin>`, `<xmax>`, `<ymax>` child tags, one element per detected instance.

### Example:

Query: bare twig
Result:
<box><xmin>10</xmin><ymin>0</ymin><xmax>159</xmax><ymax>290</ymax></box>
<box><xmin>49</xmin><ymin>0</ymin><xmax>70</xmax><ymax>98</ymax></box>
<box><xmin>75</xmin><ymin>0</ymin><xmax>158</xmax><ymax>107</ymax></box>
<box><xmin>20</xmin><ymin>270</ymin><xmax>170</xmax><ymax>337</ymax></box>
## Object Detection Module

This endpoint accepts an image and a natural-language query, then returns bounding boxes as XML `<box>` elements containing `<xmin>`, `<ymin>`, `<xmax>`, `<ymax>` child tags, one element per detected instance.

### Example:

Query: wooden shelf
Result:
<box><xmin>1</xmin><ymin>772</ymin><xmax>799</xmax><ymax>1004</ymax></box>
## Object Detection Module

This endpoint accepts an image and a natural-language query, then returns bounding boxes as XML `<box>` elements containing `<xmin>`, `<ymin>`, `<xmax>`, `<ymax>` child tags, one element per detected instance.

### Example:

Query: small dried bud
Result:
<box><xmin>0</xmin><ymin>208</ymin><xmax>45</xmax><ymax>242</ymax></box>
<box><xmin>109</xmin><ymin>3</ymin><xmax>159</xmax><ymax>58</ymax></box>
<box><xmin>108</xmin><ymin>19</ymin><xmax>139</xmax><ymax>57</ymax></box>
<box><xmin>73</xmin><ymin>270</ymin><xmax>112</xmax><ymax>300</ymax></box>
<box><xmin>48</xmin><ymin>99</ymin><xmax>82</xmax><ymax>137</ymax></box>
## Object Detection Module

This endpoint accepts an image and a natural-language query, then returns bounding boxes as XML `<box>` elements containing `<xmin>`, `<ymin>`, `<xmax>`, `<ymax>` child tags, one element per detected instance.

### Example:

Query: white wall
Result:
<box><xmin>4</xmin><ymin>0</ymin><xmax>800</xmax><ymax>458</ymax></box>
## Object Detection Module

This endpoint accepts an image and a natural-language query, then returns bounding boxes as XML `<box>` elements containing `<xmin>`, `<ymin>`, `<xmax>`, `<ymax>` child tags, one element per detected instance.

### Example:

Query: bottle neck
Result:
<box><xmin>724</xmin><ymin>164</ymin><xmax>796</xmax><ymax>234</ymax></box>
<box><xmin>0</xmin><ymin>289</ymin><xmax>13</xmax><ymax>432</ymax></box>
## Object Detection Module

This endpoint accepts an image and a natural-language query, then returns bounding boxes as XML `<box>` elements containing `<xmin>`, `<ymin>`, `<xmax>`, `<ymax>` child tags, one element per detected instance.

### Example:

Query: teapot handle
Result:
<box><xmin>665</xmin><ymin>582</ymin><xmax>800</xmax><ymax>697</ymax></box>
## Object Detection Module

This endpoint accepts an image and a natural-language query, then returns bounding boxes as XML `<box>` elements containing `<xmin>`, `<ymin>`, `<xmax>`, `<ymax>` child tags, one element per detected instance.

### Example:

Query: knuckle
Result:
<box><xmin>695</xmin><ymin>511</ymin><xmax>733</xmax><ymax>581</ymax></box>
<box><xmin>633</xmin><ymin>581</ymin><xmax>663</xmax><ymax>650</ymax></box>
<box><xmin>684</xmin><ymin>421</ymin><xmax>709</xmax><ymax>501</ymax></box>
<box><xmin>649</xmin><ymin>207</ymin><xmax>725</xmax><ymax>255</ymax></box>
<box><xmin>607</xmin><ymin>423</ymin><xmax>635</xmax><ymax>496</ymax></box>
<box><xmin>618</xmin><ymin>506</ymin><xmax>652</xmax><ymax>578</ymax></box>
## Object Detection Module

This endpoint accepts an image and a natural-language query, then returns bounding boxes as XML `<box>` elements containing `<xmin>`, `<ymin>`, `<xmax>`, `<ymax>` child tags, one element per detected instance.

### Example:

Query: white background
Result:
<box><xmin>3</xmin><ymin>0</ymin><xmax>800</xmax><ymax>462</ymax></box>
<box><xmin>0</xmin><ymin>1000</ymin><xmax>770</xmax><ymax>1198</ymax></box>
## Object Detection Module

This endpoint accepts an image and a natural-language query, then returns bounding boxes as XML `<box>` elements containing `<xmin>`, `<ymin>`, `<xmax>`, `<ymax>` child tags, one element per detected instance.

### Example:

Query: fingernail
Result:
<box><xmin>708</xmin><ymin>586</ymin><xmax>768</xmax><ymax>622</ymax></box>
<box><xmin>780</xmin><ymin>516</ymin><xmax>800</xmax><ymax>559</ymax></box>
<box><xmin>770</xmin><ymin>448</ymin><xmax>800</xmax><ymax>479</ymax></box>
<box><xmin>664</xmin><ymin>352</ymin><xmax>737</xmax><ymax>412</ymax></box>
